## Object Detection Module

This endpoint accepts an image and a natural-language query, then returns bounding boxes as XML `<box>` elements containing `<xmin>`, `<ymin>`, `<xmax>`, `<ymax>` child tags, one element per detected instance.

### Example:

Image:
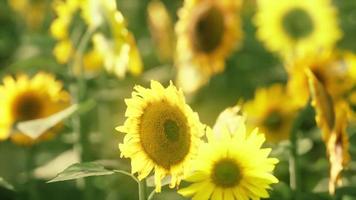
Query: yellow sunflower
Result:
<box><xmin>117</xmin><ymin>80</ymin><xmax>205</xmax><ymax>192</ymax></box>
<box><xmin>175</xmin><ymin>0</ymin><xmax>243</xmax><ymax>93</ymax></box>
<box><xmin>50</xmin><ymin>0</ymin><xmax>142</xmax><ymax>78</ymax></box>
<box><xmin>243</xmin><ymin>84</ymin><xmax>298</xmax><ymax>143</ymax></box>
<box><xmin>8</xmin><ymin>0</ymin><xmax>47</xmax><ymax>30</ymax></box>
<box><xmin>254</xmin><ymin>0</ymin><xmax>342</xmax><ymax>58</ymax></box>
<box><xmin>0</xmin><ymin>72</ymin><xmax>70</xmax><ymax>146</ymax></box>
<box><xmin>178</xmin><ymin>118</ymin><xmax>278</xmax><ymax>200</ymax></box>
<box><xmin>147</xmin><ymin>0</ymin><xmax>175</xmax><ymax>62</ymax></box>
<box><xmin>286</xmin><ymin>50</ymin><xmax>355</xmax><ymax>107</ymax></box>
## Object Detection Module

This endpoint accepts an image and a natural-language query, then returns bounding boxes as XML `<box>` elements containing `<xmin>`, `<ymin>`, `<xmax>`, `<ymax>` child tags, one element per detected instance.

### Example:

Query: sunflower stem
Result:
<box><xmin>138</xmin><ymin>179</ymin><xmax>148</xmax><ymax>200</ymax></box>
<box><xmin>70</xmin><ymin>26</ymin><xmax>97</xmax><ymax>200</ymax></box>
<box><xmin>289</xmin><ymin>105</ymin><xmax>309</xmax><ymax>199</ymax></box>
<box><xmin>26</xmin><ymin>146</ymin><xmax>40</xmax><ymax>200</ymax></box>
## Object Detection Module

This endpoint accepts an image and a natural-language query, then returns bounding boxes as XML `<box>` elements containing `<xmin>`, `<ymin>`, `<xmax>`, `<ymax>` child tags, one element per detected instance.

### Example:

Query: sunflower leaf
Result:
<box><xmin>306</xmin><ymin>69</ymin><xmax>335</xmax><ymax>141</ymax></box>
<box><xmin>146</xmin><ymin>175</ymin><xmax>171</xmax><ymax>187</ymax></box>
<box><xmin>16</xmin><ymin>104</ymin><xmax>78</xmax><ymax>139</ymax></box>
<box><xmin>0</xmin><ymin>177</ymin><xmax>15</xmax><ymax>191</ymax></box>
<box><xmin>47</xmin><ymin>162</ymin><xmax>115</xmax><ymax>183</ymax></box>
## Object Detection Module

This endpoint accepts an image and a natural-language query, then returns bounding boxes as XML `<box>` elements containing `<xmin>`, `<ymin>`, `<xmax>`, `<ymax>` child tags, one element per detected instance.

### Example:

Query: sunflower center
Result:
<box><xmin>282</xmin><ymin>8</ymin><xmax>314</xmax><ymax>40</ymax></box>
<box><xmin>264</xmin><ymin>111</ymin><xmax>283</xmax><ymax>131</ymax></box>
<box><xmin>164</xmin><ymin>119</ymin><xmax>180</xmax><ymax>141</ymax></box>
<box><xmin>192</xmin><ymin>5</ymin><xmax>224</xmax><ymax>53</ymax></box>
<box><xmin>12</xmin><ymin>92</ymin><xmax>43</xmax><ymax>121</ymax></box>
<box><xmin>212</xmin><ymin>159</ymin><xmax>241</xmax><ymax>187</ymax></box>
<box><xmin>139</xmin><ymin>102</ymin><xmax>191</xmax><ymax>169</ymax></box>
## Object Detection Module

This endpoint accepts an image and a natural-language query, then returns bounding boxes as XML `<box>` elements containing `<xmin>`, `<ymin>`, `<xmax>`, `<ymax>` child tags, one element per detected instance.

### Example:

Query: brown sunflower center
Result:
<box><xmin>192</xmin><ymin>5</ymin><xmax>225</xmax><ymax>53</ymax></box>
<box><xmin>12</xmin><ymin>92</ymin><xmax>44</xmax><ymax>121</ymax></box>
<box><xmin>282</xmin><ymin>8</ymin><xmax>314</xmax><ymax>40</ymax></box>
<box><xmin>263</xmin><ymin>110</ymin><xmax>283</xmax><ymax>131</ymax></box>
<box><xmin>139</xmin><ymin>101</ymin><xmax>191</xmax><ymax>169</ymax></box>
<box><xmin>164</xmin><ymin>119</ymin><xmax>180</xmax><ymax>141</ymax></box>
<box><xmin>212</xmin><ymin>159</ymin><xmax>241</xmax><ymax>187</ymax></box>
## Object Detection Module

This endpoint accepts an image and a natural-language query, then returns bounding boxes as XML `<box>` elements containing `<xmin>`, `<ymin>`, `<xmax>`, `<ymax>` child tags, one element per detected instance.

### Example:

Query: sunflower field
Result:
<box><xmin>1</xmin><ymin>0</ymin><xmax>356</xmax><ymax>199</ymax></box>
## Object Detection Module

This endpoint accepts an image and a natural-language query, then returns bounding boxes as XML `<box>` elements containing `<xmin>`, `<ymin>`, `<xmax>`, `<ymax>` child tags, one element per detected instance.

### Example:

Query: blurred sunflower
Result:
<box><xmin>117</xmin><ymin>80</ymin><xmax>205</xmax><ymax>192</ymax></box>
<box><xmin>50</xmin><ymin>0</ymin><xmax>82</xmax><ymax>65</ymax></box>
<box><xmin>0</xmin><ymin>73</ymin><xmax>70</xmax><ymax>146</ymax></box>
<box><xmin>8</xmin><ymin>0</ymin><xmax>48</xmax><ymax>30</ymax></box>
<box><xmin>50</xmin><ymin>0</ymin><xmax>142</xmax><ymax>78</ymax></box>
<box><xmin>176</xmin><ymin>0</ymin><xmax>242</xmax><ymax>93</ymax></box>
<box><xmin>243</xmin><ymin>84</ymin><xmax>298</xmax><ymax>143</ymax></box>
<box><xmin>147</xmin><ymin>0</ymin><xmax>175</xmax><ymax>62</ymax></box>
<box><xmin>286</xmin><ymin>50</ymin><xmax>355</xmax><ymax>107</ymax></box>
<box><xmin>254</xmin><ymin>0</ymin><xmax>341</xmax><ymax>58</ymax></box>
<box><xmin>179</xmin><ymin>119</ymin><xmax>278</xmax><ymax>200</ymax></box>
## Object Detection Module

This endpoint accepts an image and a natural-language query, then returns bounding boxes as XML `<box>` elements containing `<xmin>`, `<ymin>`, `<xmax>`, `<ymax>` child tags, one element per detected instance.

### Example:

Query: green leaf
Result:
<box><xmin>47</xmin><ymin>162</ymin><xmax>114</xmax><ymax>183</ymax></box>
<box><xmin>0</xmin><ymin>177</ymin><xmax>15</xmax><ymax>191</ymax></box>
<box><xmin>16</xmin><ymin>104</ymin><xmax>78</xmax><ymax>139</ymax></box>
<box><xmin>146</xmin><ymin>175</ymin><xmax>171</xmax><ymax>187</ymax></box>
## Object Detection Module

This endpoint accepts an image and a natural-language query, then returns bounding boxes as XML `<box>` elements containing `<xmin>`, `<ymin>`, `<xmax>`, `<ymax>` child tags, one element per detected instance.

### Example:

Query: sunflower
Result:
<box><xmin>117</xmin><ymin>80</ymin><xmax>205</xmax><ymax>192</ymax></box>
<box><xmin>254</xmin><ymin>0</ymin><xmax>342</xmax><ymax>58</ymax></box>
<box><xmin>8</xmin><ymin>0</ymin><xmax>47</xmax><ymax>30</ymax></box>
<box><xmin>50</xmin><ymin>0</ymin><xmax>142</xmax><ymax>78</ymax></box>
<box><xmin>147</xmin><ymin>0</ymin><xmax>175</xmax><ymax>62</ymax></box>
<box><xmin>0</xmin><ymin>73</ymin><xmax>70</xmax><ymax>145</ymax></box>
<box><xmin>178</xmin><ymin>118</ymin><xmax>279</xmax><ymax>200</ymax></box>
<box><xmin>286</xmin><ymin>50</ymin><xmax>355</xmax><ymax>107</ymax></box>
<box><xmin>243</xmin><ymin>84</ymin><xmax>298</xmax><ymax>143</ymax></box>
<box><xmin>175</xmin><ymin>0</ymin><xmax>242</xmax><ymax>93</ymax></box>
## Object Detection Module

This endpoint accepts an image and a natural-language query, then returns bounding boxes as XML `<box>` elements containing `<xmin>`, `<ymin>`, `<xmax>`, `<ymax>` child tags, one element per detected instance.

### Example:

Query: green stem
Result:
<box><xmin>138</xmin><ymin>179</ymin><xmax>147</xmax><ymax>200</ymax></box>
<box><xmin>69</xmin><ymin>27</ymin><xmax>97</xmax><ymax>200</ymax></box>
<box><xmin>147</xmin><ymin>189</ymin><xmax>156</xmax><ymax>200</ymax></box>
<box><xmin>26</xmin><ymin>146</ymin><xmax>39</xmax><ymax>200</ymax></box>
<box><xmin>289</xmin><ymin>105</ymin><xmax>310</xmax><ymax>199</ymax></box>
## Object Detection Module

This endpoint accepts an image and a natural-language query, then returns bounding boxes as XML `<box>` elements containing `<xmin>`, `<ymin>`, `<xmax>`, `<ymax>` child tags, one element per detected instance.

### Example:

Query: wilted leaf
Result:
<box><xmin>0</xmin><ymin>177</ymin><xmax>15</xmax><ymax>191</ymax></box>
<box><xmin>47</xmin><ymin>162</ymin><xmax>114</xmax><ymax>183</ymax></box>
<box><xmin>327</xmin><ymin>103</ymin><xmax>350</xmax><ymax>194</ymax></box>
<box><xmin>213</xmin><ymin>105</ymin><xmax>244</xmax><ymax>136</ymax></box>
<box><xmin>306</xmin><ymin>69</ymin><xmax>351</xmax><ymax>194</ymax></box>
<box><xmin>17</xmin><ymin>104</ymin><xmax>78</xmax><ymax>139</ymax></box>
<box><xmin>306</xmin><ymin>69</ymin><xmax>335</xmax><ymax>141</ymax></box>
<box><xmin>298</xmin><ymin>138</ymin><xmax>313</xmax><ymax>155</ymax></box>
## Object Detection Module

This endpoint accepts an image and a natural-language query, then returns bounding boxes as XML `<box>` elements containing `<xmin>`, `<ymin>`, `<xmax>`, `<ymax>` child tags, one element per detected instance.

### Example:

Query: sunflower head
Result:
<box><xmin>176</xmin><ymin>0</ymin><xmax>242</xmax><ymax>93</ymax></box>
<box><xmin>8</xmin><ymin>0</ymin><xmax>47</xmax><ymax>30</ymax></box>
<box><xmin>0</xmin><ymin>73</ymin><xmax>70</xmax><ymax>145</ymax></box>
<box><xmin>243</xmin><ymin>84</ymin><xmax>298</xmax><ymax>143</ymax></box>
<box><xmin>179</xmin><ymin>116</ymin><xmax>279</xmax><ymax>200</ymax></box>
<box><xmin>147</xmin><ymin>0</ymin><xmax>175</xmax><ymax>62</ymax></box>
<box><xmin>255</xmin><ymin>0</ymin><xmax>341</xmax><ymax>58</ymax></box>
<box><xmin>50</xmin><ymin>0</ymin><xmax>142</xmax><ymax>78</ymax></box>
<box><xmin>117</xmin><ymin>80</ymin><xmax>205</xmax><ymax>192</ymax></box>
